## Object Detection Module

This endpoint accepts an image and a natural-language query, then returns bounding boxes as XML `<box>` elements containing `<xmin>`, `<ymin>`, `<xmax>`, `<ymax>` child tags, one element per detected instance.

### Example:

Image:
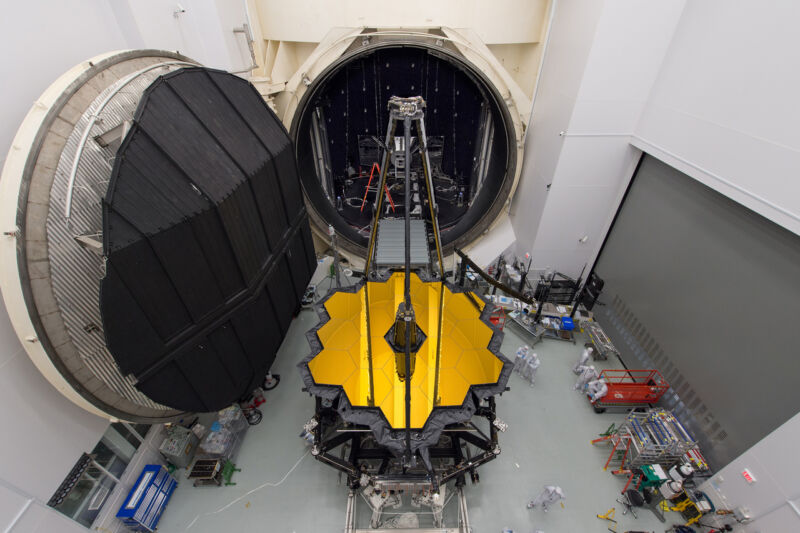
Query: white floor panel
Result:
<box><xmin>156</xmin><ymin>307</ymin><xmax>684</xmax><ymax>532</ymax></box>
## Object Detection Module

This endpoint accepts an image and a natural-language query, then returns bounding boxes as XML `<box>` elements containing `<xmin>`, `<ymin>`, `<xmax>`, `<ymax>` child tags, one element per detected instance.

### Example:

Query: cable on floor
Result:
<box><xmin>184</xmin><ymin>449</ymin><xmax>310</xmax><ymax>530</ymax></box>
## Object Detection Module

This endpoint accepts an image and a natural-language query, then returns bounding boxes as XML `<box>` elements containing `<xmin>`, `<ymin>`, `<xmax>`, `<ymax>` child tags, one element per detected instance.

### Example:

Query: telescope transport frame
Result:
<box><xmin>308</xmin><ymin>392</ymin><xmax>497</xmax><ymax>531</ymax></box>
<box><xmin>344</xmin><ymin>482</ymin><xmax>471</xmax><ymax>532</ymax></box>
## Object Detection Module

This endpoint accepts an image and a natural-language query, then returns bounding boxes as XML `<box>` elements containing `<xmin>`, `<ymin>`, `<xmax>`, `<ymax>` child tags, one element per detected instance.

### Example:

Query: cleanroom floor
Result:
<box><xmin>156</xmin><ymin>281</ymin><xmax>679</xmax><ymax>533</ymax></box>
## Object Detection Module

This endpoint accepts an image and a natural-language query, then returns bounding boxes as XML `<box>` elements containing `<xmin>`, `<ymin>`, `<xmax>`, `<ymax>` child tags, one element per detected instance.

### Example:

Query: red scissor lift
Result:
<box><xmin>591</xmin><ymin>369</ymin><xmax>669</xmax><ymax>413</ymax></box>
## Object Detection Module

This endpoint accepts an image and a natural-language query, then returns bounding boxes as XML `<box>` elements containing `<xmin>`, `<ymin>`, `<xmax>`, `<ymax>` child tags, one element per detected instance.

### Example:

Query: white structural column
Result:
<box><xmin>700</xmin><ymin>411</ymin><xmax>800</xmax><ymax>532</ymax></box>
<box><xmin>633</xmin><ymin>0</ymin><xmax>800</xmax><ymax>237</ymax></box>
<box><xmin>510</xmin><ymin>0</ymin><xmax>686</xmax><ymax>278</ymax></box>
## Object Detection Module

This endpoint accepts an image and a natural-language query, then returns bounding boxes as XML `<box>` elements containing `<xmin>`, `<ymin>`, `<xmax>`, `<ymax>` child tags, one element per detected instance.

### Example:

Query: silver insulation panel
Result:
<box><xmin>47</xmin><ymin>64</ymin><xmax>190</xmax><ymax>411</ymax></box>
<box><xmin>5</xmin><ymin>51</ymin><xmax>202</xmax><ymax>421</ymax></box>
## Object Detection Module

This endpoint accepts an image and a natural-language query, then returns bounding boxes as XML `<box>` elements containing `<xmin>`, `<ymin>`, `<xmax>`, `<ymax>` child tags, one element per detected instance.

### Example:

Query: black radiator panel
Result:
<box><xmin>100</xmin><ymin>67</ymin><xmax>316</xmax><ymax>412</ymax></box>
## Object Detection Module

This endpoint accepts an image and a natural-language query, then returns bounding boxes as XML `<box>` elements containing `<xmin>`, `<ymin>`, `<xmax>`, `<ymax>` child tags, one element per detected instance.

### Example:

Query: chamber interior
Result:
<box><xmin>294</xmin><ymin>45</ymin><xmax>514</xmax><ymax>249</ymax></box>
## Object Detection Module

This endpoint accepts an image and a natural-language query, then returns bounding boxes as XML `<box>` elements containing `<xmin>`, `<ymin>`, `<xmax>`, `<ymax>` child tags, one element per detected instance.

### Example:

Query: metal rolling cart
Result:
<box><xmin>538</xmin><ymin>314</ymin><xmax>576</xmax><ymax>344</ymax></box>
<box><xmin>593</xmin><ymin>408</ymin><xmax>698</xmax><ymax>472</ymax></box>
<box><xmin>158</xmin><ymin>425</ymin><xmax>199</xmax><ymax>469</ymax></box>
<box><xmin>504</xmin><ymin>302</ymin><xmax>577</xmax><ymax>344</ymax></box>
<box><xmin>583</xmin><ymin>321</ymin><xmax>620</xmax><ymax>361</ymax></box>
<box><xmin>188</xmin><ymin>459</ymin><xmax>224</xmax><ymax>487</ymax></box>
<box><xmin>189</xmin><ymin>405</ymin><xmax>249</xmax><ymax>488</ymax></box>
<box><xmin>506</xmin><ymin>310</ymin><xmax>544</xmax><ymax>346</ymax></box>
<box><xmin>187</xmin><ymin>459</ymin><xmax>241</xmax><ymax>487</ymax></box>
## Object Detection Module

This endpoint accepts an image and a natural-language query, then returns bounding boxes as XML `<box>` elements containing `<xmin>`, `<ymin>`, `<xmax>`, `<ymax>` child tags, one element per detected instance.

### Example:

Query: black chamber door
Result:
<box><xmin>101</xmin><ymin>67</ymin><xmax>316</xmax><ymax>412</ymax></box>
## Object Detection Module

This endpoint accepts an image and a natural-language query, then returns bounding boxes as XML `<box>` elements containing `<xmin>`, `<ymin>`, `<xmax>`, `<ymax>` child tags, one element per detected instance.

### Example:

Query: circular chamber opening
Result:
<box><xmin>291</xmin><ymin>42</ymin><xmax>517</xmax><ymax>255</ymax></box>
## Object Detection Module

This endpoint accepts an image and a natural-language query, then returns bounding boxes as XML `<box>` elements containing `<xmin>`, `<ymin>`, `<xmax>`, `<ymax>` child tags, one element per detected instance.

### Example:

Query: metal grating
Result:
<box><xmin>374</xmin><ymin>219</ymin><xmax>429</xmax><ymax>266</ymax></box>
<box><xmin>46</xmin><ymin>65</ymin><xmax>188</xmax><ymax>410</ymax></box>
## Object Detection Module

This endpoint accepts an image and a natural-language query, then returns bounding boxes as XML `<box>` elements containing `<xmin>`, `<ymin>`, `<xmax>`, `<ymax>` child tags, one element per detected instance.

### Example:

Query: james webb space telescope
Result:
<box><xmin>1</xmin><ymin>49</ymin><xmax>512</xmax><ymax>529</ymax></box>
<box><xmin>299</xmin><ymin>97</ymin><xmax>512</xmax><ymax>522</ymax></box>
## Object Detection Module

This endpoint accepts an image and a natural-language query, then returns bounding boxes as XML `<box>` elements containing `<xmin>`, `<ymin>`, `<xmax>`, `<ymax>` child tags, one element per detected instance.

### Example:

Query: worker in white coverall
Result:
<box><xmin>572</xmin><ymin>345</ymin><xmax>594</xmax><ymax>373</ymax></box>
<box><xmin>514</xmin><ymin>345</ymin><xmax>531</xmax><ymax>372</ymax></box>
<box><xmin>527</xmin><ymin>485</ymin><xmax>565</xmax><ymax>512</ymax></box>
<box><xmin>586</xmin><ymin>378</ymin><xmax>608</xmax><ymax>402</ymax></box>
<box><xmin>574</xmin><ymin>365</ymin><xmax>598</xmax><ymax>391</ymax></box>
<box><xmin>521</xmin><ymin>352</ymin><xmax>540</xmax><ymax>385</ymax></box>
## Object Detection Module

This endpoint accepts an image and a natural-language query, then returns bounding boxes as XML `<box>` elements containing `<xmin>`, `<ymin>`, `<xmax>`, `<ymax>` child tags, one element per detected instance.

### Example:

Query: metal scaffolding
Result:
<box><xmin>595</xmin><ymin>408</ymin><xmax>697</xmax><ymax>471</ymax></box>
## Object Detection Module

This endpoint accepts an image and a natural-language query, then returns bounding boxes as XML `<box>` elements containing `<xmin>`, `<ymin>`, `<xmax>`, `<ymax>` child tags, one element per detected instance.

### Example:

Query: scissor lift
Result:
<box><xmin>591</xmin><ymin>369</ymin><xmax>669</xmax><ymax>413</ymax></box>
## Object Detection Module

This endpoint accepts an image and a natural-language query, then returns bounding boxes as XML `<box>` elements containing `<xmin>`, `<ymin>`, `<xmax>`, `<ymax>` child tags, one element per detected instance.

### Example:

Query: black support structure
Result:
<box><xmin>308</xmin><ymin>390</ymin><xmax>502</xmax><ymax>492</ymax></box>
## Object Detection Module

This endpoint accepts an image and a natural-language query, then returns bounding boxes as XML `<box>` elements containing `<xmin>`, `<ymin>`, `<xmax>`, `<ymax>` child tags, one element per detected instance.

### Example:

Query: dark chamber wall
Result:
<box><xmin>593</xmin><ymin>155</ymin><xmax>800</xmax><ymax>469</ymax></box>
<box><xmin>293</xmin><ymin>44</ymin><xmax>515</xmax><ymax>250</ymax></box>
<box><xmin>319</xmin><ymin>47</ymin><xmax>483</xmax><ymax>189</ymax></box>
<box><xmin>101</xmin><ymin>68</ymin><xmax>316</xmax><ymax>414</ymax></box>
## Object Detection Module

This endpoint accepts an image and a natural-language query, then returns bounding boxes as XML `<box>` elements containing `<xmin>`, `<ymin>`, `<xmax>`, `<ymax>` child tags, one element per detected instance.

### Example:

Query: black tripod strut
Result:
<box><xmin>362</xmin><ymin>118</ymin><xmax>396</xmax><ymax>405</ymax></box>
<box><xmin>403</xmin><ymin>113</ymin><xmax>413</xmax><ymax>467</ymax></box>
<box><xmin>364</xmin><ymin>115</ymin><xmax>397</xmax><ymax>274</ymax></box>
<box><xmin>415</xmin><ymin>110</ymin><xmax>447</xmax><ymax>407</ymax></box>
<box><xmin>416</xmin><ymin>113</ymin><xmax>444</xmax><ymax>276</ymax></box>
<box><xmin>361</xmin><ymin>96</ymin><xmax>447</xmax><ymax>478</ymax></box>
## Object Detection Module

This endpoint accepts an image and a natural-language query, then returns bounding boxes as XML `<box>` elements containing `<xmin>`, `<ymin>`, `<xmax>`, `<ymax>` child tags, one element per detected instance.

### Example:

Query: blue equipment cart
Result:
<box><xmin>116</xmin><ymin>464</ymin><xmax>177</xmax><ymax>531</ymax></box>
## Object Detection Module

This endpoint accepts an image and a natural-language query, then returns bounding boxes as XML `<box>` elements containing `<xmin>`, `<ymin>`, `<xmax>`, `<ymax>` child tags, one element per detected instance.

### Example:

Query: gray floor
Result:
<box><xmin>157</xmin><ymin>293</ymin><xmax>682</xmax><ymax>532</ymax></box>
